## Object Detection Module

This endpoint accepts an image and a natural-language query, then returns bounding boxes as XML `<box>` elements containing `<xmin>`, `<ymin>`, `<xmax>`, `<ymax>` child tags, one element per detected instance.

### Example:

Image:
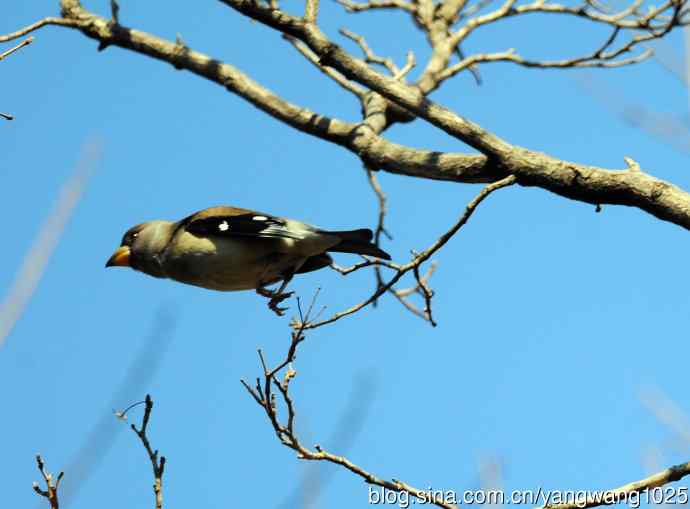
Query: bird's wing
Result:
<box><xmin>181</xmin><ymin>206</ymin><xmax>311</xmax><ymax>241</ymax></box>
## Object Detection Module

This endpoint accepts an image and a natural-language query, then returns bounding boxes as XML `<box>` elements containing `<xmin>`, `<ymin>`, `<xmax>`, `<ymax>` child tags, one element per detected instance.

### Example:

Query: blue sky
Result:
<box><xmin>2</xmin><ymin>1</ymin><xmax>690</xmax><ymax>508</ymax></box>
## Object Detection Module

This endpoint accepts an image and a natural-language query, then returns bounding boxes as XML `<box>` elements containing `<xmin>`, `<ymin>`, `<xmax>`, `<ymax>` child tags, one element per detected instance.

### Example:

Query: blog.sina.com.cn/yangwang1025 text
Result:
<box><xmin>368</xmin><ymin>486</ymin><xmax>689</xmax><ymax>508</ymax></box>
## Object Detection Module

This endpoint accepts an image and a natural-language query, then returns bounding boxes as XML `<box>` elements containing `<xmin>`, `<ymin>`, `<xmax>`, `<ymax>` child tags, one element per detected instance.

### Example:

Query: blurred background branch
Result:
<box><xmin>0</xmin><ymin>139</ymin><xmax>101</xmax><ymax>348</ymax></box>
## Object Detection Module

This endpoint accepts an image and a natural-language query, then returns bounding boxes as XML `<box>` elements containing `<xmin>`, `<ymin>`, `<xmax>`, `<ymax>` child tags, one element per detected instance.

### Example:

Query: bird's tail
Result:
<box><xmin>323</xmin><ymin>228</ymin><xmax>391</xmax><ymax>260</ymax></box>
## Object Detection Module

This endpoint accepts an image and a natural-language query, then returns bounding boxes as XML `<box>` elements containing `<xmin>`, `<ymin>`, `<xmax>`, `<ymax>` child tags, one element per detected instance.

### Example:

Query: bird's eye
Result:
<box><xmin>132</xmin><ymin>232</ymin><xmax>139</xmax><ymax>239</ymax></box>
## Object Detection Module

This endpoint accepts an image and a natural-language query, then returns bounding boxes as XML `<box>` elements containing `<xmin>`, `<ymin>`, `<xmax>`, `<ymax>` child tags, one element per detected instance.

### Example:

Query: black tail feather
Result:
<box><xmin>295</xmin><ymin>253</ymin><xmax>333</xmax><ymax>274</ymax></box>
<box><xmin>323</xmin><ymin>228</ymin><xmax>391</xmax><ymax>260</ymax></box>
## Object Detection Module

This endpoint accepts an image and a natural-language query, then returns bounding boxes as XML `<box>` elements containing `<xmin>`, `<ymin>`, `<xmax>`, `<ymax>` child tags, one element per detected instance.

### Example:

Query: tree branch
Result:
<box><xmin>304</xmin><ymin>0</ymin><xmax>320</xmax><ymax>23</ymax></box>
<box><xmin>219</xmin><ymin>0</ymin><xmax>690</xmax><ymax>235</ymax></box>
<box><xmin>0</xmin><ymin>17</ymin><xmax>80</xmax><ymax>43</ymax></box>
<box><xmin>2</xmin><ymin>1</ymin><xmax>685</xmax><ymax>237</ymax></box>
<box><xmin>32</xmin><ymin>455</ymin><xmax>63</xmax><ymax>509</ymax></box>
<box><xmin>336</xmin><ymin>0</ymin><xmax>416</xmax><ymax>13</ymax></box>
<box><xmin>543</xmin><ymin>459</ymin><xmax>690</xmax><ymax>509</ymax></box>
<box><xmin>0</xmin><ymin>36</ymin><xmax>34</xmax><ymax>61</ymax></box>
<box><xmin>52</xmin><ymin>0</ymin><xmax>355</xmax><ymax>146</ymax></box>
<box><xmin>130</xmin><ymin>394</ymin><xmax>166</xmax><ymax>509</ymax></box>
<box><xmin>242</xmin><ymin>302</ymin><xmax>458</xmax><ymax>509</ymax></box>
<box><xmin>340</xmin><ymin>28</ymin><xmax>402</xmax><ymax>76</ymax></box>
<box><xmin>283</xmin><ymin>34</ymin><xmax>366</xmax><ymax>98</ymax></box>
<box><xmin>10</xmin><ymin>1</ymin><xmax>495</xmax><ymax>184</ymax></box>
<box><xmin>312</xmin><ymin>174</ymin><xmax>517</xmax><ymax>329</ymax></box>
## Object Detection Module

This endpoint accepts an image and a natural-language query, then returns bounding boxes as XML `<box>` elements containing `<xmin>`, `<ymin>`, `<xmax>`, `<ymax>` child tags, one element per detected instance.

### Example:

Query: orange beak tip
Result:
<box><xmin>106</xmin><ymin>246</ymin><xmax>131</xmax><ymax>268</ymax></box>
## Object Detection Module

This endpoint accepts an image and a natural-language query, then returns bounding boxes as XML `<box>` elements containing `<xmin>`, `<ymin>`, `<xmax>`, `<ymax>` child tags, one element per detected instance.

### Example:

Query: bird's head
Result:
<box><xmin>105</xmin><ymin>220</ymin><xmax>172</xmax><ymax>278</ymax></box>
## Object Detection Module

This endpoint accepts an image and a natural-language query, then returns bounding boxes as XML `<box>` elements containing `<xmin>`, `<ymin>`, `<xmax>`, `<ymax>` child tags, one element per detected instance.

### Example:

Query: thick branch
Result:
<box><xmin>55</xmin><ymin>0</ymin><xmax>353</xmax><ymax>146</ymax></box>
<box><xmin>6</xmin><ymin>1</ymin><xmax>690</xmax><ymax>235</ymax></box>
<box><xmin>220</xmin><ymin>0</ymin><xmax>514</xmax><ymax>156</ymax></box>
<box><xmin>543</xmin><ymin>459</ymin><xmax>690</xmax><ymax>509</ymax></box>
<box><xmin>6</xmin><ymin>2</ymin><xmax>491</xmax><ymax>185</ymax></box>
<box><xmin>216</xmin><ymin>0</ymin><xmax>690</xmax><ymax>232</ymax></box>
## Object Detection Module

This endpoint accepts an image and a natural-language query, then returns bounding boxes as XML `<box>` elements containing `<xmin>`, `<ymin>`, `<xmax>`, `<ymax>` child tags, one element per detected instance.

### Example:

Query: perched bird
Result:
<box><xmin>106</xmin><ymin>206</ymin><xmax>391</xmax><ymax>313</ymax></box>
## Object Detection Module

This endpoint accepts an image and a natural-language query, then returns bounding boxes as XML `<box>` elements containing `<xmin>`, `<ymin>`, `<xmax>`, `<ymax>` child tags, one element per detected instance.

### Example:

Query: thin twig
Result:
<box><xmin>340</xmin><ymin>28</ymin><xmax>401</xmax><ymax>75</ymax></box>
<box><xmin>0</xmin><ymin>36</ymin><xmax>34</xmax><ymax>61</ymax></box>
<box><xmin>311</xmin><ymin>175</ymin><xmax>517</xmax><ymax>329</ymax></box>
<box><xmin>110</xmin><ymin>0</ymin><xmax>120</xmax><ymax>24</ymax></box>
<box><xmin>0</xmin><ymin>18</ymin><xmax>81</xmax><ymax>43</ymax></box>
<box><xmin>242</xmin><ymin>308</ymin><xmax>457</xmax><ymax>509</ymax></box>
<box><xmin>394</xmin><ymin>50</ymin><xmax>416</xmax><ymax>80</ymax></box>
<box><xmin>390</xmin><ymin>262</ymin><xmax>438</xmax><ymax>325</ymax></box>
<box><xmin>364</xmin><ymin>166</ymin><xmax>391</xmax><ymax>308</ymax></box>
<box><xmin>130</xmin><ymin>395</ymin><xmax>166</xmax><ymax>509</ymax></box>
<box><xmin>283</xmin><ymin>34</ymin><xmax>365</xmax><ymax>97</ymax></box>
<box><xmin>336</xmin><ymin>0</ymin><xmax>416</xmax><ymax>13</ymax></box>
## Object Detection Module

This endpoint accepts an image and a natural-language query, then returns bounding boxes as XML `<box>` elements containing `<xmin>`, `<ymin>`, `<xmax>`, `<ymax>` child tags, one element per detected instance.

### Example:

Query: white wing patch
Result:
<box><xmin>218</xmin><ymin>221</ymin><xmax>230</xmax><ymax>231</ymax></box>
<box><xmin>253</xmin><ymin>215</ymin><xmax>269</xmax><ymax>221</ymax></box>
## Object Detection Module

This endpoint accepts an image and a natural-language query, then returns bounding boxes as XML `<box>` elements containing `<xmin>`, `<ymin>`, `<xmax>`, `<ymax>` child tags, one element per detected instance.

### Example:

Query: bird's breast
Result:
<box><xmin>161</xmin><ymin>232</ymin><xmax>298</xmax><ymax>291</ymax></box>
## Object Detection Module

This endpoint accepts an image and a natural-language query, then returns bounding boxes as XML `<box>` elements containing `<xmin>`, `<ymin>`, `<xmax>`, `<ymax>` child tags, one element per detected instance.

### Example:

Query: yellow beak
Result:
<box><xmin>105</xmin><ymin>246</ymin><xmax>131</xmax><ymax>268</ymax></box>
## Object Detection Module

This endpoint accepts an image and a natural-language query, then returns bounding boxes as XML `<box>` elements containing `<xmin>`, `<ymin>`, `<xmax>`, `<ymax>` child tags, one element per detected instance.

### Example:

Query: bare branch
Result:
<box><xmin>110</xmin><ymin>0</ymin><xmax>120</xmax><ymax>24</ymax></box>
<box><xmin>542</xmin><ymin>459</ymin><xmax>690</xmax><ymax>509</ymax></box>
<box><xmin>243</xmin><ymin>310</ymin><xmax>458</xmax><ymax>509</ymax></box>
<box><xmin>0</xmin><ymin>36</ymin><xmax>34</xmax><ymax>61</ymax></box>
<box><xmin>248</xmin><ymin>254</ymin><xmax>690</xmax><ymax>509</ymax></box>
<box><xmin>437</xmin><ymin>0</ymin><xmax>474</xmax><ymax>23</ymax></box>
<box><xmin>214</xmin><ymin>0</ymin><xmax>549</xmax><ymax>155</ymax></box>
<box><xmin>246</xmin><ymin>236</ymin><xmax>690</xmax><ymax>509</ymax></box>
<box><xmin>55</xmin><ymin>0</ymin><xmax>355</xmax><ymax>145</ymax></box>
<box><xmin>305</xmin><ymin>0</ymin><xmax>320</xmax><ymax>23</ymax></box>
<box><xmin>409</xmin><ymin>0</ymin><xmax>686</xmax><ymax>93</ymax></box>
<box><xmin>308</xmin><ymin>174</ymin><xmax>517</xmax><ymax>329</ymax></box>
<box><xmin>439</xmin><ymin>43</ymin><xmax>653</xmax><ymax>83</ymax></box>
<box><xmin>336</xmin><ymin>0</ymin><xmax>416</xmax><ymax>13</ymax></box>
<box><xmin>23</xmin><ymin>5</ymin><xmax>689</xmax><ymax>506</ymax></box>
<box><xmin>283</xmin><ymin>34</ymin><xmax>365</xmax><ymax>97</ymax></box>
<box><xmin>390</xmin><ymin>262</ymin><xmax>438</xmax><ymax>325</ymax></box>
<box><xmin>216</xmin><ymin>0</ymin><xmax>690</xmax><ymax>229</ymax></box>
<box><xmin>32</xmin><ymin>455</ymin><xmax>63</xmax><ymax>509</ymax></box>
<box><xmin>451</xmin><ymin>0</ymin><xmax>685</xmax><ymax>49</ymax></box>
<box><xmin>394</xmin><ymin>50</ymin><xmax>416</xmax><ymax>80</ymax></box>
<box><xmin>130</xmin><ymin>395</ymin><xmax>166</xmax><ymax>509</ymax></box>
<box><xmin>455</xmin><ymin>0</ymin><xmax>496</xmax><ymax>21</ymax></box>
<box><xmin>339</xmin><ymin>28</ymin><xmax>401</xmax><ymax>75</ymax></box>
<box><xmin>365</xmin><ymin>167</ymin><xmax>392</xmax><ymax>245</ymax></box>
<box><xmin>5</xmin><ymin>0</ymin><xmax>681</xmax><ymax>239</ymax></box>
<box><xmin>363</xmin><ymin>165</ymin><xmax>391</xmax><ymax>308</ymax></box>
<box><xmin>0</xmin><ymin>17</ymin><xmax>80</xmax><ymax>43</ymax></box>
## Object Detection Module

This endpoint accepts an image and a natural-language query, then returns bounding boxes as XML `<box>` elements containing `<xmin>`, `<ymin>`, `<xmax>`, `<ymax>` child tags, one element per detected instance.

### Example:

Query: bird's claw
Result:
<box><xmin>269</xmin><ymin>297</ymin><xmax>291</xmax><ymax>316</ymax></box>
<box><xmin>256</xmin><ymin>286</ymin><xmax>294</xmax><ymax>316</ymax></box>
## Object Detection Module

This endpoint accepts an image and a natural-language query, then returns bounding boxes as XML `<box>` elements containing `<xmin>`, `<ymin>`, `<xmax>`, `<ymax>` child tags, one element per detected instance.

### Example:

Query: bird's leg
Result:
<box><xmin>256</xmin><ymin>276</ymin><xmax>294</xmax><ymax>316</ymax></box>
<box><xmin>256</xmin><ymin>258</ymin><xmax>306</xmax><ymax>316</ymax></box>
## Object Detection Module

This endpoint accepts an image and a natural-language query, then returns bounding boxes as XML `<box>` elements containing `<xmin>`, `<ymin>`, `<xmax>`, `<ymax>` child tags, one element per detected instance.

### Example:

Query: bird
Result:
<box><xmin>106</xmin><ymin>206</ymin><xmax>391</xmax><ymax>314</ymax></box>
